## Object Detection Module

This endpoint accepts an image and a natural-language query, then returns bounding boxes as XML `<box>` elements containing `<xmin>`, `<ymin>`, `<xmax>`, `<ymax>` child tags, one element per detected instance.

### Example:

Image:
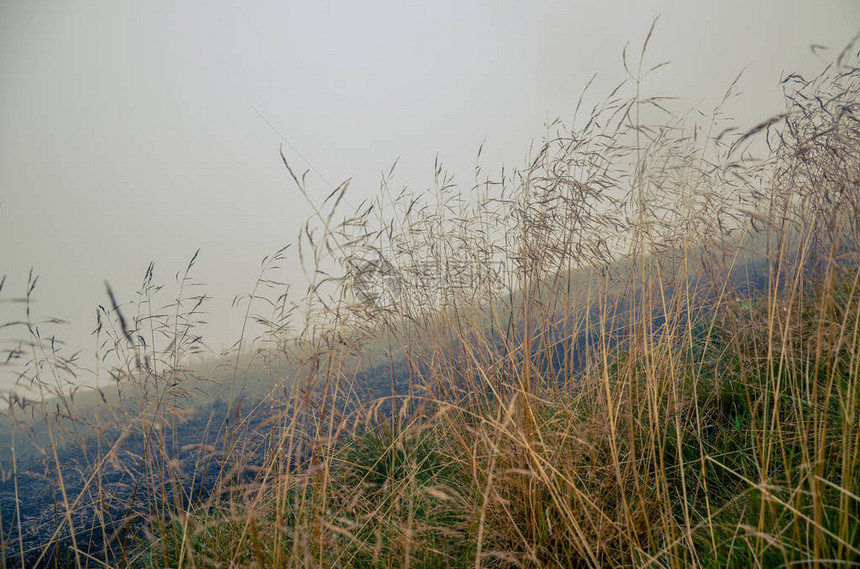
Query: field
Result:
<box><xmin>1</xmin><ymin>32</ymin><xmax>859</xmax><ymax>568</ymax></box>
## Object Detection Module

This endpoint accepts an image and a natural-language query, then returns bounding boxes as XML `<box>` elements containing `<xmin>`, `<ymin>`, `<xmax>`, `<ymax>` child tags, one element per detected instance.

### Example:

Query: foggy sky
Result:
<box><xmin>1</xmin><ymin>0</ymin><xmax>858</xmax><ymax>388</ymax></box>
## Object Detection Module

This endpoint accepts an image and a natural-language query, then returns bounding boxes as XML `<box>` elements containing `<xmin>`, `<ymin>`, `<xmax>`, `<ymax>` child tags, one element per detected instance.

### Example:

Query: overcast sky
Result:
<box><xmin>1</xmin><ymin>1</ymin><xmax>858</xmax><ymax>386</ymax></box>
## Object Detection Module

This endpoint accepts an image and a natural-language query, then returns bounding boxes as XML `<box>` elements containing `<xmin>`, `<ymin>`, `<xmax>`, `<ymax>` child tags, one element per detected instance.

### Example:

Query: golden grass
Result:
<box><xmin>1</xmin><ymin>30</ymin><xmax>859</xmax><ymax>568</ymax></box>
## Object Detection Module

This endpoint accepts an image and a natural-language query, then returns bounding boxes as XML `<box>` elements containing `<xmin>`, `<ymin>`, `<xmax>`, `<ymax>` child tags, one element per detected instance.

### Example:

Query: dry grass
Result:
<box><xmin>1</xmin><ymin>30</ymin><xmax>859</xmax><ymax>568</ymax></box>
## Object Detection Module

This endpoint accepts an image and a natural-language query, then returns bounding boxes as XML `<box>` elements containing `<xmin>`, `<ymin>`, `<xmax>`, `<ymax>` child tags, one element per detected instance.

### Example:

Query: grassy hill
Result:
<box><xmin>2</xmin><ymin>36</ymin><xmax>860</xmax><ymax>568</ymax></box>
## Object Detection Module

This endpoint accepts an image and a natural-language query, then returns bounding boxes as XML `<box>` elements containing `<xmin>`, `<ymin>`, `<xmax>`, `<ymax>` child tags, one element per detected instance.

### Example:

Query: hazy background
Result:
<box><xmin>1</xmin><ymin>0</ymin><xmax>858</xmax><ymax>388</ymax></box>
